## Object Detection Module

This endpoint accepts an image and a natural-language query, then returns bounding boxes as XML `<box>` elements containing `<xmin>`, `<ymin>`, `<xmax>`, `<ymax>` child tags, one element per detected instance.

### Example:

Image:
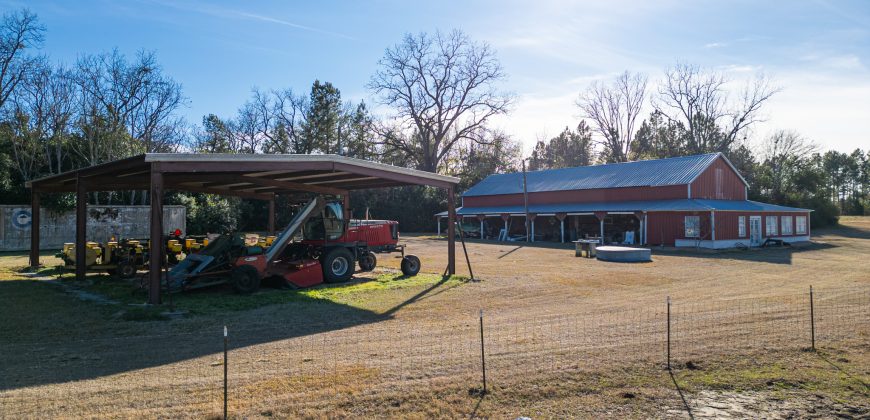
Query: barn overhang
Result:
<box><xmin>442</xmin><ymin>199</ymin><xmax>811</xmax><ymax>217</ymax></box>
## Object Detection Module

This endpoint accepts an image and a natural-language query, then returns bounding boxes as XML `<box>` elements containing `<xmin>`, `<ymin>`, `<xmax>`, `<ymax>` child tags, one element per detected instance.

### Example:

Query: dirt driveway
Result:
<box><xmin>376</xmin><ymin>217</ymin><xmax>870</xmax><ymax>323</ymax></box>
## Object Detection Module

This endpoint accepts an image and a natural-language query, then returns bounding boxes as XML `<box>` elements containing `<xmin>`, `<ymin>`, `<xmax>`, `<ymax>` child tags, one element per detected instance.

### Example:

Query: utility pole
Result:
<box><xmin>522</xmin><ymin>159</ymin><xmax>530</xmax><ymax>242</ymax></box>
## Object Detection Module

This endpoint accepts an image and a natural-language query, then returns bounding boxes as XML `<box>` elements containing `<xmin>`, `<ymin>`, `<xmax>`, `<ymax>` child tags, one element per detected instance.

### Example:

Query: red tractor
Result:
<box><xmin>167</xmin><ymin>197</ymin><xmax>421</xmax><ymax>293</ymax></box>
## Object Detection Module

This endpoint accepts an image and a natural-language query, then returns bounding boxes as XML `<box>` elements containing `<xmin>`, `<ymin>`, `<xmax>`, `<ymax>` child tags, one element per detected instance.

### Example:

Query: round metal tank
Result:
<box><xmin>596</xmin><ymin>246</ymin><xmax>652</xmax><ymax>262</ymax></box>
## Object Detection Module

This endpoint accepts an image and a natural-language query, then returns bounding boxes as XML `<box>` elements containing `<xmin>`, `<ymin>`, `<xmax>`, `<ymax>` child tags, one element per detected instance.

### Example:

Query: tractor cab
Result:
<box><xmin>303</xmin><ymin>201</ymin><xmax>346</xmax><ymax>241</ymax></box>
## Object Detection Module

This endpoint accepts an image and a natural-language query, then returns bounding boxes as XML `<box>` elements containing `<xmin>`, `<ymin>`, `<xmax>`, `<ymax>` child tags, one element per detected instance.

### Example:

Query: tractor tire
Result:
<box><xmin>117</xmin><ymin>260</ymin><xmax>137</xmax><ymax>279</ymax></box>
<box><xmin>400</xmin><ymin>255</ymin><xmax>421</xmax><ymax>277</ymax></box>
<box><xmin>358</xmin><ymin>251</ymin><xmax>377</xmax><ymax>272</ymax></box>
<box><xmin>230</xmin><ymin>265</ymin><xmax>261</xmax><ymax>294</ymax></box>
<box><xmin>323</xmin><ymin>248</ymin><xmax>354</xmax><ymax>283</ymax></box>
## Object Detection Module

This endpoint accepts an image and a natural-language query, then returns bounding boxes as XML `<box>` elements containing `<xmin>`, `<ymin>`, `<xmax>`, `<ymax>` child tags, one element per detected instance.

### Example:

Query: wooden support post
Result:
<box><xmin>148</xmin><ymin>169</ymin><xmax>164</xmax><ymax>305</ymax></box>
<box><xmin>531</xmin><ymin>218</ymin><xmax>535</xmax><ymax>242</ymax></box>
<box><xmin>643</xmin><ymin>213</ymin><xmax>648</xmax><ymax>245</ymax></box>
<box><xmin>560</xmin><ymin>219</ymin><xmax>565</xmax><ymax>243</ymax></box>
<box><xmin>437</xmin><ymin>217</ymin><xmax>441</xmax><ymax>237</ymax></box>
<box><xmin>600</xmin><ymin>219</ymin><xmax>604</xmax><ymax>245</ymax></box>
<box><xmin>268</xmin><ymin>196</ymin><xmax>276</xmax><ymax>235</ymax></box>
<box><xmin>75</xmin><ymin>178</ymin><xmax>87</xmax><ymax>281</ymax></box>
<box><xmin>710</xmin><ymin>210</ymin><xmax>716</xmax><ymax>242</ymax></box>
<box><xmin>29</xmin><ymin>189</ymin><xmax>40</xmax><ymax>267</ymax></box>
<box><xmin>480</xmin><ymin>219</ymin><xmax>484</xmax><ymax>240</ymax></box>
<box><xmin>447</xmin><ymin>187</ymin><xmax>456</xmax><ymax>275</ymax></box>
<box><xmin>595</xmin><ymin>211</ymin><xmax>607</xmax><ymax>245</ymax></box>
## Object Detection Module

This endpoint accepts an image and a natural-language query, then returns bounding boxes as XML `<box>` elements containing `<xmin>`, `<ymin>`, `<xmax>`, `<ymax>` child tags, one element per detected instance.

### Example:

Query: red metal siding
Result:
<box><xmin>690</xmin><ymin>157</ymin><xmax>747</xmax><ymax>200</ymax></box>
<box><xmin>463</xmin><ymin>184</ymin><xmax>688</xmax><ymax>208</ymax></box>
<box><xmin>715</xmin><ymin>211</ymin><xmax>812</xmax><ymax>240</ymax></box>
<box><xmin>646</xmin><ymin>211</ymin><xmax>712</xmax><ymax>246</ymax></box>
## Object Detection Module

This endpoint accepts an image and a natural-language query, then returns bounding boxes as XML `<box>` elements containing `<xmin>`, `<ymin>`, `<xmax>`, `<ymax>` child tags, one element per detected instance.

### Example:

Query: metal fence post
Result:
<box><xmin>666</xmin><ymin>296</ymin><xmax>671</xmax><ymax>370</ymax></box>
<box><xmin>479</xmin><ymin>309</ymin><xmax>487</xmax><ymax>394</ymax></box>
<box><xmin>809</xmin><ymin>286</ymin><xmax>815</xmax><ymax>351</ymax></box>
<box><xmin>223</xmin><ymin>326</ymin><xmax>228</xmax><ymax>420</ymax></box>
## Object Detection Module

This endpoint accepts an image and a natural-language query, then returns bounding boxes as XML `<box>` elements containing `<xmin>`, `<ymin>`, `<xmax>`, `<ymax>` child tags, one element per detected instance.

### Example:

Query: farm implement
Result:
<box><xmin>166</xmin><ymin>196</ymin><xmax>421</xmax><ymax>293</ymax></box>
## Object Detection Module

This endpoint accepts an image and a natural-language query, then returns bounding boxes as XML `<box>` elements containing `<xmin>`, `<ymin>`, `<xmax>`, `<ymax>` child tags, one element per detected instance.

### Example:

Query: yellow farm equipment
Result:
<box><xmin>57</xmin><ymin>233</ymin><xmax>273</xmax><ymax>279</ymax></box>
<box><xmin>58</xmin><ymin>239</ymin><xmax>146</xmax><ymax>278</ymax></box>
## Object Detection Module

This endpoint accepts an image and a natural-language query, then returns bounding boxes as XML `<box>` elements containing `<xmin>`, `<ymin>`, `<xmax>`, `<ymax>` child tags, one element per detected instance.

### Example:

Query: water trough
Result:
<box><xmin>596</xmin><ymin>246</ymin><xmax>652</xmax><ymax>263</ymax></box>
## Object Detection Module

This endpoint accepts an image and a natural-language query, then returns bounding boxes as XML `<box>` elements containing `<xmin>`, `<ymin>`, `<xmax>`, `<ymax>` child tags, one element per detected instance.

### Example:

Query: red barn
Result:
<box><xmin>446</xmin><ymin>153</ymin><xmax>811</xmax><ymax>248</ymax></box>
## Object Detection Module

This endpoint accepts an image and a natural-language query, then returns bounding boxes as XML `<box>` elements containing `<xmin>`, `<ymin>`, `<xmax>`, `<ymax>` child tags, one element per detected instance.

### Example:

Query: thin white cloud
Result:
<box><xmin>704</xmin><ymin>42</ymin><xmax>727</xmax><ymax>49</ymax></box>
<box><xmin>139</xmin><ymin>0</ymin><xmax>355</xmax><ymax>40</ymax></box>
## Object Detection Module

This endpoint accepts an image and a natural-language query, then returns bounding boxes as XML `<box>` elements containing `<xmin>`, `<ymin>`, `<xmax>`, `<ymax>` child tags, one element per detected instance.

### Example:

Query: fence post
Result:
<box><xmin>809</xmin><ymin>285</ymin><xmax>815</xmax><ymax>351</ymax></box>
<box><xmin>479</xmin><ymin>309</ymin><xmax>487</xmax><ymax>394</ymax></box>
<box><xmin>223</xmin><ymin>325</ymin><xmax>228</xmax><ymax>420</ymax></box>
<box><xmin>666</xmin><ymin>296</ymin><xmax>671</xmax><ymax>370</ymax></box>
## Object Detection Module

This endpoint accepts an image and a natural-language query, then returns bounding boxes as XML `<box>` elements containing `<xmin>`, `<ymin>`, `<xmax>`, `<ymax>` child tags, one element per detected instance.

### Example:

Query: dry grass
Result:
<box><xmin>1</xmin><ymin>218</ymin><xmax>869</xmax><ymax>418</ymax></box>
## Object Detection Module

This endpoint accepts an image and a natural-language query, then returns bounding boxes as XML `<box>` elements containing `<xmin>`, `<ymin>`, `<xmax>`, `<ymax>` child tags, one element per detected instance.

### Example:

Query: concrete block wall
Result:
<box><xmin>0</xmin><ymin>205</ymin><xmax>186</xmax><ymax>251</ymax></box>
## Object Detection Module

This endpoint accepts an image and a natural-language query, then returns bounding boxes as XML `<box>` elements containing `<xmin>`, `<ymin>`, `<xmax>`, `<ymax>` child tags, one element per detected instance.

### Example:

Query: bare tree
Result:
<box><xmin>368</xmin><ymin>30</ymin><xmax>513</xmax><ymax>172</ymax></box>
<box><xmin>5</xmin><ymin>61</ymin><xmax>75</xmax><ymax>180</ymax></box>
<box><xmin>761</xmin><ymin>130</ymin><xmax>817</xmax><ymax>201</ymax></box>
<box><xmin>576</xmin><ymin>71</ymin><xmax>647</xmax><ymax>163</ymax></box>
<box><xmin>270</xmin><ymin>88</ymin><xmax>310</xmax><ymax>153</ymax></box>
<box><xmin>0</xmin><ymin>9</ymin><xmax>44</xmax><ymax>110</ymax></box>
<box><xmin>654</xmin><ymin>63</ymin><xmax>779</xmax><ymax>154</ymax></box>
<box><xmin>72</xmin><ymin>49</ymin><xmax>186</xmax><ymax>164</ymax></box>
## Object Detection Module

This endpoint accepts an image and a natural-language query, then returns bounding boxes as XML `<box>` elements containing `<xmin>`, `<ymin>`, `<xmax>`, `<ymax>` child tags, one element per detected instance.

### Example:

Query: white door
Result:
<box><xmin>749</xmin><ymin>216</ymin><xmax>762</xmax><ymax>246</ymax></box>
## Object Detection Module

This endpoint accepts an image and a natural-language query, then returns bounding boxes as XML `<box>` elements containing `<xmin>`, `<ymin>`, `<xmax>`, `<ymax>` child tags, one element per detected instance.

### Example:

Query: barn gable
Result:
<box><xmin>688</xmin><ymin>154</ymin><xmax>749</xmax><ymax>200</ymax></box>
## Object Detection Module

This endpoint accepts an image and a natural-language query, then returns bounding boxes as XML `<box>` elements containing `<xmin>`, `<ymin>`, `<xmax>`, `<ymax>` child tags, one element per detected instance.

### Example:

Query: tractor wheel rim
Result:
<box><xmin>408</xmin><ymin>260</ymin><xmax>418</xmax><ymax>271</ymax></box>
<box><xmin>331</xmin><ymin>257</ymin><xmax>348</xmax><ymax>275</ymax></box>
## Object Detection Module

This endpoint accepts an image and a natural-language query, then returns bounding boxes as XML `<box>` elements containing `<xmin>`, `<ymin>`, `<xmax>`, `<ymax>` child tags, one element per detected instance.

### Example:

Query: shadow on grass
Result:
<box><xmin>669</xmin><ymin>368</ymin><xmax>695</xmax><ymax>420</ymax></box>
<box><xmin>814</xmin><ymin>223</ymin><xmax>870</xmax><ymax>240</ymax></box>
<box><xmin>816</xmin><ymin>351</ymin><xmax>870</xmax><ymax>391</ymax></box>
<box><xmin>652</xmin><ymin>241</ymin><xmax>838</xmax><ymax>266</ymax></box>
<box><xmin>0</xmin><ymin>269</ymin><xmax>465</xmax><ymax>391</ymax></box>
<box><xmin>497</xmin><ymin>246</ymin><xmax>523</xmax><ymax>259</ymax></box>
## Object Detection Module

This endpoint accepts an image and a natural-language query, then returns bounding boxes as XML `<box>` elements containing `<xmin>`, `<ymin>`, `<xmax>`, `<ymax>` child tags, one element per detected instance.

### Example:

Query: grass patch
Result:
<box><xmin>53</xmin><ymin>270</ymin><xmax>468</xmax><ymax>317</ymax></box>
<box><xmin>170</xmin><ymin>272</ymin><xmax>468</xmax><ymax>315</ymax></box>
<box><xmin>673</xmin><ymin>350</ymin><xmax>869</xmax><ymax>404</ymax></box>
<box><xmin>120</xmin><ymin>306</ymin><xmax>169</xmax><ymax>321</ymax></box>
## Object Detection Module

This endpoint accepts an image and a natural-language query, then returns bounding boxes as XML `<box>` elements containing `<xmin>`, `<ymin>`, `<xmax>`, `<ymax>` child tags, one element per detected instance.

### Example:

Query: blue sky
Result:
<box><xmin>10</xmin><ymin>0</ymin><xmax>870</xmax><ymax>154</ymax></box>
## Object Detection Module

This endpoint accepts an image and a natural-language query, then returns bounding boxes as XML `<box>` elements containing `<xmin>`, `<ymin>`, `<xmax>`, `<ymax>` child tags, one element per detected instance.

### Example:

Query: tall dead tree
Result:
<box><xmin>576</xmin><ymin>71</ymin><xmax>647</xmax><ymax>163</ymax></box>
<box><xmin>0</xmin><ymin>9</ymin><xmax>44</xmax><ymax>111</ymax></box>
<box><xmin>654</xmin><ymin>63</ymin><xmax>779</xmax><ymax>154</ymax></box>
<box><xmin>368</xmin><ymin>30</ymin><xmax>513</xmax><ymax>172</ymax></box>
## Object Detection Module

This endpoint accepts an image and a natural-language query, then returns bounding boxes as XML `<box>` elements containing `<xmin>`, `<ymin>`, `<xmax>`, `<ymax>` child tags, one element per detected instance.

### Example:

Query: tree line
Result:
<box><xmin>0</xmin><ymin>8</ymin><xmax>865</xmax><ymax>234</ymax></box>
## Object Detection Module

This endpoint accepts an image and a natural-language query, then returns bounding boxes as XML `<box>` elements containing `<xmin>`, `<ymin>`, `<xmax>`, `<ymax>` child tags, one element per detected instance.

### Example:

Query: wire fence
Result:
<box><xmin>1</xmin><ymin>285</ymin><xmax>868</xmax><ymax>418</ymax></box>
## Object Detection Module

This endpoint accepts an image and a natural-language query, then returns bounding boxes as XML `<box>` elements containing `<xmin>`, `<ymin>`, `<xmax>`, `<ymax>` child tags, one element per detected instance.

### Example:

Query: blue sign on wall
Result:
<box><xmin>12</xmin><ymin>209</ymin><xmax>32</xmax><ymax>229</ymax></box>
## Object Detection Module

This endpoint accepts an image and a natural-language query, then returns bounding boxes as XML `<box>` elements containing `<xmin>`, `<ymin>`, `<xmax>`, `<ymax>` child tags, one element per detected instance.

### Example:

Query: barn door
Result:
<box><xmin>749</xmin><ymin>216</ymin><xmax>762</xmax><ymax>246</ymax></box>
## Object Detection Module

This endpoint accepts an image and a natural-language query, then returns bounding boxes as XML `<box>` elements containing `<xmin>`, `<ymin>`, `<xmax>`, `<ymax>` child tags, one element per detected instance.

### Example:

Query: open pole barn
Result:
<box><xmin>443</xmin><ymin>153</ymin><xmax>811</xmax><ymax>248</ymax></box>
<box><xmin>26</xmin><ymin>154</ymin><xmax>460</xmax><ymax>304</ymax></box>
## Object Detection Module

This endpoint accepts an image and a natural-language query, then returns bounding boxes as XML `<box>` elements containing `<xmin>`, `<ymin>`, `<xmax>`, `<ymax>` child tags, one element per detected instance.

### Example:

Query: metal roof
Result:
<box><xmin>435</xmin><ymin>199</ymin><xmax>811</xmax><ymax>216</ymax></box>
<box><xmin>462</xmin><ymin>153</ymin><xmax>726</xmax><ymax>197</ymax></box>
<box><xmin>27</xmin><ymin>153</ymin><xmax>459</xmax><ymax>196</ymax></box>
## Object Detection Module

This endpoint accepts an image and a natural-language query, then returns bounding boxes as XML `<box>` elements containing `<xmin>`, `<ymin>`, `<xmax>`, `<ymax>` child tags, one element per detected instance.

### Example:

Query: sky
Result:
<box><xmin>8</xmin><ymin>0</ymin><xmax>870</xmax><ymax>155</ymax></box>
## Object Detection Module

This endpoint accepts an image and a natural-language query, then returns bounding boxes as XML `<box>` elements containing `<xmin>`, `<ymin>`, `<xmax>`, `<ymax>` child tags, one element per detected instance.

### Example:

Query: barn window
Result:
<box><xmin>796</xmin><ymin>216</ymin><xmax>807</xmax><ymax>235</ymax></box>
<box><xmin>781</xmin><ymin>216</ymin><xmax>793</xmax><ymax>235</ymax></box>
<box><xmin>684</xmin><ymin>216</ymin><xmax>701</xmax><ymax>238</ymax></box>
<box><xmin>766</xmin><ymin>216</ymin><xmax>778</xmax><ymax>236</ymax></box>
<box><xmin>738</xmin><ymin>216</ymin><xmax>746</xmax><ymax>237</ymax></box>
